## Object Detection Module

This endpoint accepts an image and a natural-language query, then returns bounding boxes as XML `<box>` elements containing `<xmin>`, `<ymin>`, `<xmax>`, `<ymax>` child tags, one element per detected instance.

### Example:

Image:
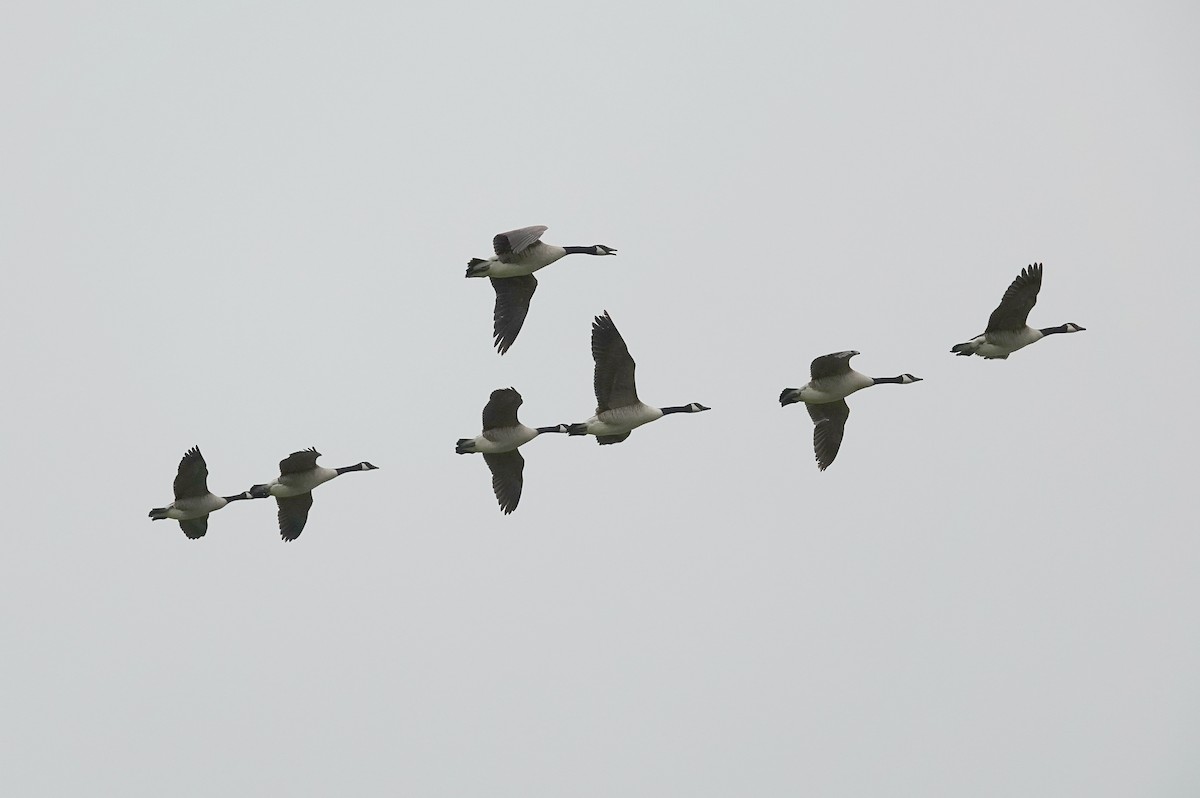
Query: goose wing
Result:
<box><xmin>483</xmin><ymin>450</ymin><xmax>524</xmax><ymax>515</ymax></box>
<box><xmin>592</xmin><ymin>311</ymin><xmax>639</xmax><ymax>412</ymax></box>
<box><xmin>276</xmin><ymin>493</ymin><xmax>314</xmax><ymax>541</ymax></box>
<box><xmin>173</xmin><ymin>446</ymin><xmax>210</xmax><ymax>500</ymax></box>
<box><xmin>596</xmin><ymin>433</ymin><xmax>631</xmax><ymax>445</ymax></box>
<box><xmin>807</xmin><ymin>399</ymin><xmax>850</xmax><ymax>471</ymax></box>
<box><xmin>809</xmin><ymin>352</ymin><xmax>856</xmax><ymax>380</ymax></box>
<box><xmin>494</xmin><ymin>225</ymin><xmax>548</xmax><ymax>258</ymax></box>
<box><xmin>491</xmin><ymin>275</ymin><xmax>537</xmax><ymax>355</ymax></box>
<box><xmin>279</xmin><ymin>448</ymin><xmax>321</xmax><ymax>475</ymax></box>
<box><xmin>482</xmin><ymin>388</ymin><xmax>523</xmax><ymax>430</ymax></box>
<box><xmin>178</xmin><ymin>517</ymin><xmax>208</xmax><ymax>540</ymax></box>
<box><xmin>986</xmin><ymin>263</ymin><xmax>1043</xmax><ymax>332</ymax></box>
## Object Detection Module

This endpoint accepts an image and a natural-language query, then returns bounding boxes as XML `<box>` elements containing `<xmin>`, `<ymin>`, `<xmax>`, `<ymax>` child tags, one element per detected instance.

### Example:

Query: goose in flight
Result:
<box><xmin>249</xmin><ymin>448</ymin><xmax>378</xmax><ymax>541</ymax></box>
<box><xmin>456</xmin><ymin>387</ymin><xmax>567</xmax><ymax>514</ymax></box>
<box><xmin>951</xmin><ymin>263</ymin><xmax>1085</xmax><ymax>359</ymax></box>
<box><xmin>148</xmin><ymin>446</ymin><xmax>257</xmax><ymax>539</ymax></box>
<box><xmin>465</xmin><ymin>225</ymin><xmax>617</xmax><ymax>354</ymax></box>
<box><xmin>780</xmin><ymin>351</ymin><xmax>921</xmax><ymax>471</ymax></box>
<box><xmin>565</xmin><ymin>311</ymin><xmax>709</xmax><ymax>445</ymax></box>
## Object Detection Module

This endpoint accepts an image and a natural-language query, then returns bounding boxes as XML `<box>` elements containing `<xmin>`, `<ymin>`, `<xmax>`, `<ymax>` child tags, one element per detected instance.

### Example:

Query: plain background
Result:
<box><xmin>2</xmin><ymin>1</ymin><xmax>1198</xmax><ymax>795</ymax></box>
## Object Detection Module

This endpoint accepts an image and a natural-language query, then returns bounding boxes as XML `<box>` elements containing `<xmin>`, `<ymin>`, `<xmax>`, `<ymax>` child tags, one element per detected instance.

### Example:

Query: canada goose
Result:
<box><xmin>465</xmin><ymin>225</ymin><xmax>617</xmax><ymax>354</ymax></box>
<box><xmin>249</xmin><ymin>448</ymin><xmax>378</xmax><ymax>541</ymax></box>
<box><xmin>565</xmin><ymin>311</ymin><xmax>710</xmax><ymax>445</ymax></box>
<box><xmin>456</xmin><ymin>387</ymin><xmax>568</xmax><ymax>514</ymax></box>
<box><xmin>148</xmin><ymin>446</ymin><xmax>257</xmax><ymax>539</ymax></box>
<box><xmin>951</xmin><ymin>263</ymin><xmax>1085</xmax><ymax>359</ymax></box>
<box><xmin>780</xmin><ymin>351</ymin><xmax>922</xmax><ymax>471</ymax></box>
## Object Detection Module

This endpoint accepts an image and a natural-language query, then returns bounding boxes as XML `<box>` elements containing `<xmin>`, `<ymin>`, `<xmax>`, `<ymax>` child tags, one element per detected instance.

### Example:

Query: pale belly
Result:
<box><xmin>803</xmin><ymin>372</ymin><xmax>874</xmax><ymax>403</ymax></box>
<box><xmin>270</xmin><ymin>468</ymin><xmax>337</xmax><ymax>497</ymax></box>
<box><xmin>979</xmin><ymin>327</ymin><xmax>1042</xmax><ymax>358</ymax></box>
<box><xmin>587</xmin><ymin>404</ymin><xmax>663</xmax><ymax>435</ymax></box>
<box><xmin>474</xmin><ymin>426</ymin><xmax>538</xmax><ymax>453</ymax></box>
<box><xmin>167</xmin><ymin>494</ymin><xmax>225</xmax><ymax>520</ymax></box>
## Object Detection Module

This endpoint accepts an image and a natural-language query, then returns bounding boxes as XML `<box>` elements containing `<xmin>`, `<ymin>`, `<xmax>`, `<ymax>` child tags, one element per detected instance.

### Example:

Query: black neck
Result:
<box><xmin>335</xmin><ymin>465</ymin><xmax>358</xmax><ymax>475</ymax></box>
<box><xmin>871</xmin><ymin>376</ymin><xmax>907</xmax><ymax>384</ymax></box>
<box><xmin>660</xmin><ymin>405</ymin><xmax>692</xmax><ymax>415</ymax></box>
<box><xmin>1040</xmin><ymin>324</ymin><xmax>1071</xmax><ymax>335</ymax></box>
<box><xmin>222</xmin><ymin>493</ymin><xmax>253</xmax><ymax>503</ymax></box>
<box><xmin>563</xmin><ymin>246</ymin><xmax>597</xmax><ymax>255</ymax></box>
<box><xmin>536</xmin><ymin>425</ymin><xmax>567</xmax><ymax>434</ymax></box>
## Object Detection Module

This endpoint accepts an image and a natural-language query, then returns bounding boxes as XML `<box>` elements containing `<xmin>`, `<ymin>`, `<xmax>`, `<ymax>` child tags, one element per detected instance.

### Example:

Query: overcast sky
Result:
<box><xmin>2</xmin><ymin>1</ymin><xmax>1199</xmax><ymax>795</ymax></box>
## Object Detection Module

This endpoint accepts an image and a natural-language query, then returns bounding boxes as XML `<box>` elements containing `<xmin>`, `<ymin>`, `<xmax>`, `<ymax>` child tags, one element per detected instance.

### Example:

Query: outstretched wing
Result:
<box><xmin>491</xmin><ymin>275</ymin><xmax>537</xmax><ymax>355</ymax></box>
<box><xmin>276</xmin><ymin>493</ymin><xmax>314</xmax><ymax>541</ymax></box>
<box><xmin>986</xmin><ymin>263</ymin><xmax>1043</xmax><ymax>332</ymax></box>
<box><xmin>482</xmin><ymin>388</ymin><xmax>523</xmax><ymax>430</ymax></box>
<box><xmin>279</xmin><ymin>448</ymin><xmax>321</xmax><ymax>475</ymax></box>
<box><xmin>173</xmin><ymin>446</ymin><xmax>209</xmax><ymax>500</ymax></box>
<box><xmin>807</xmin><ymin>399</ymin><xmax>850</xmax><ymax>471</ymax></box>
<box><xmin>494</xmin><ymin>225</ymin><xmax>548</xmax><ymax>258</ymax></box>
<box><xmin>483</xmin><ymin>450</ymin><xmax>524</xmax><ymax>515</ymax></box>
<box><xmin>592</xmin><ymin>311</ymin><xmax>639</xmax><ymax>412</ymax></box>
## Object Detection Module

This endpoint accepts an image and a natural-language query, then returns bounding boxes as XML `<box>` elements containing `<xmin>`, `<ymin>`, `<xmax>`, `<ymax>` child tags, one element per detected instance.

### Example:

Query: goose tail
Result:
<box><xmin>950</xmin><ymin>341</ymin><xmax>977</xmax><ymax>356</ymax></box>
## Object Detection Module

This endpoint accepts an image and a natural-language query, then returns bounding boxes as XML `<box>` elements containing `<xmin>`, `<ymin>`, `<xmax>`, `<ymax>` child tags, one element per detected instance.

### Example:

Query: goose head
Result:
<box><xmin>593</xmin><ymin>245</ymin><xmax>618</xmax><ymax>256</ymax></box>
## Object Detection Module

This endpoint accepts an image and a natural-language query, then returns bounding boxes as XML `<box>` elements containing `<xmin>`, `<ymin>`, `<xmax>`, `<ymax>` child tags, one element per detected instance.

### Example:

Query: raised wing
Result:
<box><xmin>494</xmin><ymin>225</ymin><xmax>548</xmax><ymax>258</ymax></box>
<box><xmin>807</xmin><ymin>399</ymin><xmax>850</xmax><ymax>471</ymax></box>
<box><xmin>483</xmin><ymin>450</ymin><xmax>524</xmax><ymax>515</ymax></box>
<box><xmin>279</xmin><ymin>448</ymin><xmax>321</xmax><ymax>475</ymax></box>
<box><xmin>592</xmin><ymin>311</ymin><xmax>638</xmax><ymax>412</ymax></box>
<box><xmin>178</xmin><ymin>517</ymin><xmax>208</xmax><ymax>539</ymax></box>
<box><xmin>173</xmin><ymin>446</ymin><xmax>210</xmax><ymax>500</ymax></box>
<box><xmin>491</xmin><ymin>275</ymin><xmax>537</xmax><ymax>355</ymax></box>
<box><xmin>986</xmin><ymin>263</ymin><xmax>1043</xmax><ymax>332</ymax></box>
<box><xmin>482</xmin><ymin>388</ymin><xmax>523</xmax><ymax>430</ymax></box>
<box><xmin>276</xmin><ymin>493</ymin><xmax>314</xmax><ymax>541</ymax></box>
<box><xmin>809</xmin><ymin>351</ymin><xmax>856</xmax><ymax>380</ymax></box>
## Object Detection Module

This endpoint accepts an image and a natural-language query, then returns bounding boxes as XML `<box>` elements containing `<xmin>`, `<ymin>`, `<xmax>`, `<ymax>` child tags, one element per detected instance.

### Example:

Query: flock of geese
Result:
<box><xmin>149</xmin><ymin>227</ymin><xmax>1085</xmax><ymax>538</ymax></box>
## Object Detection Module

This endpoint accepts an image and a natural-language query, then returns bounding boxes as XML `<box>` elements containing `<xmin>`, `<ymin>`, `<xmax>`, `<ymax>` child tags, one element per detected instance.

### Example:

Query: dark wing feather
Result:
<box><xmin>276</xmin><ymin>493</ymin><xmax>314</xmax><ymax>541</ymax></box>
<box><xmin>596</xmin><ymin>433</ymin><xmax>631</xmax><ymax>445</ymax></box>
<box><xmin>173</xmin><ymin>446</ymin><xmax>209</xmax><ymax>500</ymax></box>
<box><xmin>482</xmin><ymin>388</ymin><xmax>523</xmax><ymax>430</ymax></box>
<box><xmin>494</xmin><ymin>225</ymin><xmax>547</xmax><ymax>258</ymax></box>
<box><xmin>807</xmin><ymin>399</ymin><xmax>850</xmax><ymax>471</ymax></box>
<box><xmin>483</xmin><ymin>451</ymin><xmax>524</xmax><ymax>515</ymax></box>
<box><xmin>279</xmin><ymin>448</ymin><xmax>321</xmax><ymax>475</ymax></box>
<box><xmin>179</xmin><ymin>517</ymin><xmax>208</xmax><ymax>539</ymax></box>
<box><xmin>491</xmin><ymin>275</ymin><xmax>537</xmax><ymax>355</ymax></box>
<box><xmin>986</xmin><ymin>263</ymin><xmax>1043</xmax><ymax>332</ymax></box>
<box><xmin>809</xmin><ymin>352</ymin><xmax>855</xmax><ymax>380</ymax></box>
<box><xmin>592</xmin><ymin>312</ymin><xmax>639</xmax><ymax>412</ymax></box>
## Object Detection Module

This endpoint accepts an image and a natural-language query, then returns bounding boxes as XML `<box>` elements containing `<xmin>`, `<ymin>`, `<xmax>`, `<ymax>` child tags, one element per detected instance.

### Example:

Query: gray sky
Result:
<box><xmin>3</xmin><ymin>0</ymin><xmax>1198</xmax><ymax>795</ymax></box>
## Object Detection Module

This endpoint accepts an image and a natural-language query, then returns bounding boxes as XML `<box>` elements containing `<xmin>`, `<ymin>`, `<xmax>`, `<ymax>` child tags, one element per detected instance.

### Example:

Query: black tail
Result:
<box><xmin>950</xmin><ymin>341</ymin><xmax>975</xmax><ymax>355</ymax></box>
<box><xmin>149</xmin><ymin>507</ymin><xmax>169</xmax><ymax>520</ymax></box>
<box><xmin>465</xmin><ymin>258</ymin><xmax>489</xmax><ymax>277</ymax></box>
<box><xmin>249</xmin><ymin>484</ymin><xmax>271</xmax><ymax>499</ymax></box>
<box><xmin>566</xmin><ymin>423</ymin><xmax>588</xmax><ymax>436</ymax></box>
<box><xmin>456</xmin><ymin>438</ymin><xmax>475</xmax><ymax>454</ymax></box>
<box><xmin>779</xmin><ymin>388</ymin><xmax>801</xmax><ymax>407</ymax></box>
